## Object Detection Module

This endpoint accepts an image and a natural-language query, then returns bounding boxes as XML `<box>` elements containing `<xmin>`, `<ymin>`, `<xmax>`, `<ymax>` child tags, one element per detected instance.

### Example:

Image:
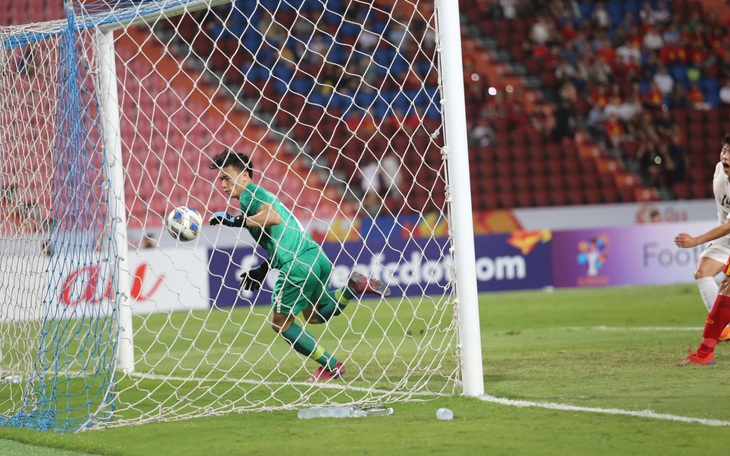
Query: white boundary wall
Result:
<box><xmin>0</xmin><ymin>246</ymin><xmax>209</xmax><ymax>323</ymax></box>
<box><xmin>514</xmin><ymin>199</ymin><xmax>716</xmax><ymax>231</ymax></box>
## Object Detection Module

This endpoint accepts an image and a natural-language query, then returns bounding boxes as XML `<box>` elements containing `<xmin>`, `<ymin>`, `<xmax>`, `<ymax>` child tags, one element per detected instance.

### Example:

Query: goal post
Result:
<box><xmin>96</xmin><ymin>27</ymin><xmax>135</xmax><ymax>374</ymax></box>
<box><xmin>437</xmin><ymin>0</ymin><xmax>484</xmax><ymax>397</ymax></box>
<box><xmin>0</xmin><ymin>0</ymin><xmax>483</xmax><ymax>431</ymax></box>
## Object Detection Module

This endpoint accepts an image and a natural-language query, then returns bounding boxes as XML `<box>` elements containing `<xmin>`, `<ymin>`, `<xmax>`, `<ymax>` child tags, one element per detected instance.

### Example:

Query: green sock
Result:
<box><xmin>280</xmin><ymin>322</ymin><xmax>336</xmax><ymax>369</ymax></box>
<box><xmin>335</xmin><ymin>286</ymin><xmax>356</xmax><ymax>303</ymax></box>
<box><xmin>315</xmin><ymin>290</ymin><xmax>348</xmax><ymax>323</ymax></box>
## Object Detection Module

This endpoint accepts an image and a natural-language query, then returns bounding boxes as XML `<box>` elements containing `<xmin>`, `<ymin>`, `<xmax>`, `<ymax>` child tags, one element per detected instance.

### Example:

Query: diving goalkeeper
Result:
<box><xmin>209</xmin><ymin>150</ymin><xmax>390</xmax><ymax>381</ymax></box>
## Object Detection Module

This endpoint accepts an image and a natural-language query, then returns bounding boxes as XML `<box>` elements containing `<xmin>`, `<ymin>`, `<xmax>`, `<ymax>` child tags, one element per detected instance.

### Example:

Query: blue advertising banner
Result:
<box><xmin>207</xmin><ymin>230</ymin><xmax>553</xmax><ymax>308</ymax></box>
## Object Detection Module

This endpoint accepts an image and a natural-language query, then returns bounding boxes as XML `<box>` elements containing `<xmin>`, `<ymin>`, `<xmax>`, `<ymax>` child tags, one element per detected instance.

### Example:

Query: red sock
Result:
<box><xmin>697</xmin><ymin>295</ymin><xmax>730</xmax><ymax>357</ymax></box>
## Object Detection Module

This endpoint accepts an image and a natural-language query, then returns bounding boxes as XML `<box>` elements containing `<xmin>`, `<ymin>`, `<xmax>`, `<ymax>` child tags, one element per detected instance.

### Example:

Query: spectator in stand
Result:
<box><xmin>499</xmin><ymin>0</ymin><xmax>519</xmax><ymax>19</ymax></box>
<box><xmin>558</xmin><ymin>80</ymin><xmax>578</xmax><ymax>104</ymax></box>
<box><xmin>603</xmin><ymin>94</ymin><xmax>623</xmax><ymax>120</ymax></box>
<box><xmin>359</xmin><ymin>154</ymin><xmax>381</xmax><ymax>216</ymax></box>
<box><xmin>629</xmin><ymin>111</ymin><xmax>660</xmax><ymax>159</ymax></box>
<box><xmin>669</xmin><ymin>83</ymin><xmax>691</xmax><ymax>109</ymax></box>
<box><xmin>655</xmin><ymin>109</ymin><xmax>679</xmax><ymax>140</ymax></box>
<box><xmin>346</xmin><ymin>107</ymin><xmax>377</xmax><ymax>141</ymax></box>
<box><xmin>379</xmin><ymin>149</ymin><xmax>403</xmax><ymax>202</ymax></box>
<box><xmin>530</xmin><ymin>103</ymin><xmax>556</xmax><ymax>140</ymax></box>
<box><xmin>591</xmin><ymin>2</ymin><xmax>611</xmax><ymax>29</ymax></box>
<box><xmin>553</xmin><ymin>99</ymin><xmax>575</xmax><ymax>141</ymax></box>
<box><xmin>588</xmin><ymin>55</ymin><xmax>612</xmax><ymax>85</ymax></box>
<box><xmin>643</xmin><ymin>81</ymin><xmax>665</xmax><ymax>109</ymax></box>
<box><xmin>720</xmin><ymin>79</ymin><xmax>730</xmax><ymax>107</ymax></box>
<box><xmin>641</xmin><ymin>53</ymin><xmax>661</xmax><ymax>82</ymax></box>
<box><xmin>589</xmin><ymin>84</ymin><xmax>610</xmax><ymax>109</ymax></box>
<box><xmin>603</xmin><ymin>113</ymin><xmax>624</xmax><ymax>155</ymax></box>
<box><xmin>687</xmin><ymin>41</ymin><xmax>710</xmax><ymax>68</ymax></box>
<box><xmin>666</xmin><ymin>133</ymin><xmax>688</xmax><ymax>185</ymax></box>
<box><xmin>652</xmin><ymin>65</ymin><xmax>674</xmax><ymax>96</ymax></box>
<box><xmin>642</xmin><ymin>25</ymin><xmax>664</xmax><ymax>52</ymax></box>
<box><xmin>624</xmin><ymin>55</ymin><xmax>643</xmax><ymax>83</ymax></box>
<box><xmin>653</xmin><ymin>1</ymin><xmax>672</xmax><ymax>26</ymax></box>
<box><xmin>388</xmin><ymin>107</ymin><xmax>420</xmax><ymax>135</ymax></box>
<box><xmin>555</xmin><ymin>59</ymin><xmax>578</xmax><ymax>85</ymax></box>
<box><xmin>659</xmin><ymin>35</ymin><xmax>684</xmax><ymax>67</ymax></box>
<box><xmin>636</xmin><ymin>141</ymin><xmax>668</xmax><ymax>188</ymax></box>
<box><xmin>662</xmin><ymin>21</ymin><xmax>681</xmax><ymax>44</ymax></box>
<box><xmin>506</xmin><ymin>102</ymin><xmax>530</xmax><ymax>131</ymax></box>
<box><xmin>586</xmin><ymin>101</ymin><xmax>607</xmax><ymax>138</ymax></box>
<box><xmin>638</xmin><ymin>1</ymin><xmax>662</xmax><ymax>27</ymax></box>
<box><xmin>469</xmin><ymin>118</ymin><xmax>496</xmax><ymax>147</ymax></box>
<box><xmin>530</xmin><ymin>15</ymin><xmax>552</xmax><ymax>46</ymax></box>
<box><xmin>687</xmin><ymin>82</ymin><xmax>711</xmax><ymax>110</ymax></box>
<box><xmin>616</xmin><ymin>39</ymin><xmax>642</xmax><ymax>66</ymax></box>
<box><xmin>618</xmin><ymin>91</ymin><xmax>643</xmax><ymax>123</ymax></box>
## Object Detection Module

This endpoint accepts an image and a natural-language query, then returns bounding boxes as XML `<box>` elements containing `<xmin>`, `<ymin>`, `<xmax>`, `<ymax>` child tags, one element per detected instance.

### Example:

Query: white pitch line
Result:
<box><xmin>128</xmin><ymin>371</ymin><xmax>450</xmax><ymax>397</ymax></box>
<box><xmin>512</xmin><ymin>326</ymin><xmax>704</xmax><ymax>333</ymax></box>
<box><xmin>478</xmin><ymin>395</ymin><xmax>730</xmax><ymax>427</ymax></box>
<box><xmin>592</xmin><ymin>325</ymin><xmax>704</xmax><ymax>331</ymax></box>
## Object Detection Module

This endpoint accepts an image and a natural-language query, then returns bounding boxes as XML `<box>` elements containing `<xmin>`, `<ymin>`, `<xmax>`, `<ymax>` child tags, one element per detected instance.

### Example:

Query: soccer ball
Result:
<box><xmin>165</xmin><ymin>206</ymin><xmax>203</xmax><ymax>242</ymax></box>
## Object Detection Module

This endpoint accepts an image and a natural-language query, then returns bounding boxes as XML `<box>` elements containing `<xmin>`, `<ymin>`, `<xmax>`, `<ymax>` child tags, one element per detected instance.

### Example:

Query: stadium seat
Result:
<box><xmin>673</xmin><ymin>182</ymin><xmax>690</xmax><ymax>199</ymax></box>
<box><xmin>549</xmin><ymin>189</ymin><xmax>567</xmax><ymax>206</ymax></box>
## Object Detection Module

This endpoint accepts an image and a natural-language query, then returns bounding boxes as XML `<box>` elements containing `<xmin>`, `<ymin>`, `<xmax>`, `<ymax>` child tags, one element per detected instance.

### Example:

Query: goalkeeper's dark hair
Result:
<box><xmin>723</xmin><ymin>134</ymin><xmax>730</xmax><ymax>146</ymax></box>
<box><xmin>209</xmin><ymin>149</ymin><xmax>254</xmax><ymax>180</ymax></box>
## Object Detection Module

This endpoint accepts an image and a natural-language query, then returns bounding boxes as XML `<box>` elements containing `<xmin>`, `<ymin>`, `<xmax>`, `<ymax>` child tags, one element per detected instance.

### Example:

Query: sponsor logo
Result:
<box><xmin>636</xmin><ymin>204</ymin><xmax>688</xmax><ymax>224</ymax></box>
<box><xmin>576</xmin><ymin>234</ymin><xmax>609</xmax><ymax>286</ymax></box>
<box><xmin>59</xmin><ymin>263</ymin><xmax>165</xmax><ymax>306</ymax></box>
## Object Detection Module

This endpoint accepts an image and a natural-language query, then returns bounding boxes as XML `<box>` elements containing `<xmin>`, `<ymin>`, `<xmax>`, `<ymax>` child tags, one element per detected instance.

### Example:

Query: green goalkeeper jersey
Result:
<box><xmin>238</xmin><ymin>182</ymin><xmax>320</xmax><ymax>271</ymax></box>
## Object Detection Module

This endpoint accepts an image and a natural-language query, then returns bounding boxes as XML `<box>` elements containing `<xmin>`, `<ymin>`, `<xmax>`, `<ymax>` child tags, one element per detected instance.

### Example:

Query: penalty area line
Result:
<box><xmin>478</xmin><ymin>394</ymin><xmax>730</xmax><ymax>427</ymax></box>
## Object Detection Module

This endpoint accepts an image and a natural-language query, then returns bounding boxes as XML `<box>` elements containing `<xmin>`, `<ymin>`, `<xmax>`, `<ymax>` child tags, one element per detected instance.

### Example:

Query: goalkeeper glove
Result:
<box><xmin>209</xmin><ymin>211</ymin><xmax>245</xmax><ymax>227</ymax></box>
<box><xmin>240</xmin><ymin>261</ymin><xmax>269</xmax><ymax>291</ymax></box>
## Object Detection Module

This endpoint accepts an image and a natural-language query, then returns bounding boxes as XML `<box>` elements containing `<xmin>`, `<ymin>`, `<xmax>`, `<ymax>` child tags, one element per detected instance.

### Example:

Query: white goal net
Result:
<box><xmin>0</xmin><ymin>0</ymin><xmax>480</xmax><ymax>431</ymax></box>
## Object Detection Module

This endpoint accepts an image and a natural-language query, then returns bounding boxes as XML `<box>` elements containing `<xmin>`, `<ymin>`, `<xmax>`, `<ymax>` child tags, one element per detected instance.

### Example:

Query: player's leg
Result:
<box><xmin>695</xmin><ymin>243</ymin><xmax>730</xmax><ymax>341</ymax></box>
<box><xmin>299</xmin><ymin>250</ymin><xmax>345</xmax><ymax>324</ymax></box>
<box><xmin>681</xmin><ymin>258</ymin><xmax>730</xmax><ymax>365</ymax></box>
<box><xmin>305</xmin><ymin>257</ymin><xmax>391</xmax><ymax>323</ymax></box>
<box><xmin>695</xmin><ymin>244</ymin><xmax>728</xmax><ymax>312</ymax></box>
<box><xmin>271</xmin><ymin>266</ymin><xmax>344</xmax><ymax>380</ymax></box>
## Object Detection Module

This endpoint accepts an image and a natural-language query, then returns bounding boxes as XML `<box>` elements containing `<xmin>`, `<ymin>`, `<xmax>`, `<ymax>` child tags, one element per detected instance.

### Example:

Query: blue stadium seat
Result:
<box><xmin>329</xmin><ymin>92</ymin><xmax>354</xmax><ymax>112</ymax></box>
<box><xmin>706</xmin><ymin>93</ymin><xmax>721</xmax><ymax>108</ymax></box>
<box><xmin>638</xmin><ymin>81</ymin><xmax>651</xmax><ymax>96</ymax></box>
<box><xmin>701</xmin><ymin>78</ymin><xmax>720</xmax><ymax>94</ymax></box>
<box><xmin>669</xmin><ymin>64</ymin><xmax>688</xmax><ymax>85</ymax></box>
<box><xmin>308</xmin><ymin>91</ymin><xmax>332</xmax><ymax>108</ymax></box>
<box><xmin>290</xmin><ymin>77</ymin><xmax>314</xmax><ymax>96</ymax></box>
<box><xmin>578</xmin><ymin>3</ymin><xmax>595</xmax><ymax>19</ymax></box>
<box><xmin>372</xmin><ymin>49</ymin><xmax>396</xmax><ymax>77</ymax></box>
<box><xmin>354</xmin><ymin>90</ymin><xmax>377</xmax><ymax>109</ymax></box>
<box><xmin>390</xmin><ymin>53</ymin><xmax>410</xmax><ymax>76</ymax></box>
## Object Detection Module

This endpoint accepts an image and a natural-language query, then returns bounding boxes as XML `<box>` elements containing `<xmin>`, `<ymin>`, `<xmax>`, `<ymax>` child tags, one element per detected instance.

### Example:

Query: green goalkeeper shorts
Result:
<box><xmin>271</xmin><ymin>248</ymin><xmax>333</xmax><ymax>315</ymax></box>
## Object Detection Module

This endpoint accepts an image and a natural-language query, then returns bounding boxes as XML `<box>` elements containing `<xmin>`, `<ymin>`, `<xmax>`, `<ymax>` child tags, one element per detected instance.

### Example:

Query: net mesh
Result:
<box><xmin>0</xmin><ymin>0</ymin><xmax>459</xmax><ymax>431</ymax></box>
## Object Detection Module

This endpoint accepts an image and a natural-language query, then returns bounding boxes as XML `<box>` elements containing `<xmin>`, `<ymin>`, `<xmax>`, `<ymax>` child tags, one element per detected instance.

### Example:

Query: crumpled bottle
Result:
<box><xmin>297</xmin><ymin>404</ymin><xmax>394</xmax><ymax>419</ymax></box>
<box><xmin>297</xmin><ymin>406</ymin><xmax>352</xmax><ymax>419</ymax></box>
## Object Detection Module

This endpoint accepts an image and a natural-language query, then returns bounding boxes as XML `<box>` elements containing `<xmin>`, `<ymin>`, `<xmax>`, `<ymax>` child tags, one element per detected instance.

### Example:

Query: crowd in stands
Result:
<box><xmin>468</xmin><ymin>0</ymin><xmax>730</xmax><ymax>199</ymax></box>
<box><xmin>171</xmin><ymin>0</ymin><xmax>443</xmax><ymax>215</ymax></box>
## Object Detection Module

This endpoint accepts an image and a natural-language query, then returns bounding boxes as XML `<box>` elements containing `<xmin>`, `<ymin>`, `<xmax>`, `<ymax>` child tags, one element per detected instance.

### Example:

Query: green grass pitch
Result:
<box><xmin>1</xmin><ymin>283</ymin><xmax>729</xmax><ymax>455</ymax></box>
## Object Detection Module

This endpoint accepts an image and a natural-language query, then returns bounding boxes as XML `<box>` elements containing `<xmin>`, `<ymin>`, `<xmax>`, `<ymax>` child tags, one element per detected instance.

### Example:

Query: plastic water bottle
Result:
<box><xmin>0</xmin><ymin>375</ymin><xmax>22</xmax><ymax>384</ymax></box>
<box><xmin>349</xmin><ymin>405</ymin><xmax>394</xmax><ymax>417</ymax></box>
<box><xmin>298</xmin><ymin>405</ymin><xmax>394</xmax><ymax>419</ymax></box>
<box><xmin>297</xmin><ymin>406</ymin><xmax>352</xmax><ymax>419</ymax></box>
<box><xmin>436</xmin><ymin>408</ymin><xmax>454</xmax><ymax>420</ymax></box>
